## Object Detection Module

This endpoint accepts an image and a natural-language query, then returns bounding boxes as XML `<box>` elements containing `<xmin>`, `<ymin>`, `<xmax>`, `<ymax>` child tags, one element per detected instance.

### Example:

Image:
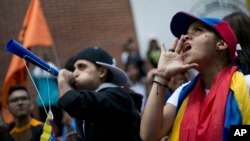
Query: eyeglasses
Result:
<box><xmin>8</xmin><ymin>96</ymin><xmax>30</xmax><ymax>104</ymax></box>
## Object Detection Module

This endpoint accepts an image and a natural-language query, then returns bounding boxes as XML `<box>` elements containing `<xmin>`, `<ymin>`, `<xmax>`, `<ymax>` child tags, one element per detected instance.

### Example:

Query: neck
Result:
<box><xmin>15</xmin><ymin>115</ymin><xmax>31</xmax><ymax>127</ymax></box>
<box><xmin>198</xmin><ymin>61</ymin><xmax>228</xmax><ymax>89</ymax></box>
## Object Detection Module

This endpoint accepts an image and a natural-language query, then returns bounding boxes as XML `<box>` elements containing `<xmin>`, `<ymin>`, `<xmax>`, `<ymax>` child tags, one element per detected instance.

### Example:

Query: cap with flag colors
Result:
<box><xmin>170</xmin><ymin>11</ymin><xmax>237</xmax><ymax>61</ymax></box>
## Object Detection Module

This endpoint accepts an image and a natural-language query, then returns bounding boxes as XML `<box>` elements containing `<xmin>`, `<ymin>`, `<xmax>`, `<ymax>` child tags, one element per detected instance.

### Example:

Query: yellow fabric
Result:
<box><xmin>230</xmin><ymin>72</ymin><xmax>250</xmax><ymax>124</ymax></box>
<box><xmin>169</xmin><ymin>71</ymin><xmax>250</xmax><ymax>141</ymax></box>
<box><xmin>169</xmin><ymin>97</ymin><xmax>189</xmax><ymax>141</ymax></box>
<box><xmin>40</xmin><ymin>111</ymin><xmax>53</xmax><ymax>141</ymax></box>
<box><xmin>10</xmin><ymin>118</ymin><xmax>42</xmax><ymax>133</ymax></box>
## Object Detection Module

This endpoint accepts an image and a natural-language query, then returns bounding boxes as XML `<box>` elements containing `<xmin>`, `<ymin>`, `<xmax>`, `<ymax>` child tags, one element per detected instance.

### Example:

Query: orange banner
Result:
<box><xmin>1</xmin><ymin>0</ymin><xmax>53</xmax><ymax>124</ymax></box>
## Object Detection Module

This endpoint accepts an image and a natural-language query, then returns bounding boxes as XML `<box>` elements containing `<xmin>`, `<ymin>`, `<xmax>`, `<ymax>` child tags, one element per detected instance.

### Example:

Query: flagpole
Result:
<box><xmin>51</xmin><ymin>45</ymin><xmax>61</xmax><ymax>68</ymax></box>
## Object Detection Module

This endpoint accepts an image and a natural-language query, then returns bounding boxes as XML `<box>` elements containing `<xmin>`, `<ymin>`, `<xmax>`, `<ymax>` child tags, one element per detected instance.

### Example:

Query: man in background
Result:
<box><xmin>7</xmin><ymin>85</ymin><xmax>43</xmax><ymax>141</ymax></box>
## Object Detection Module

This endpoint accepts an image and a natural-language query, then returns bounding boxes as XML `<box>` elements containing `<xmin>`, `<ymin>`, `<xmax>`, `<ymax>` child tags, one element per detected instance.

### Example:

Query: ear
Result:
<box><xmin>6</xmin><ymin>104</ymin><xmax>12</xmax><ymax>114</ymax></box>
<box><xmin>98</xmin><ymin>67</ymin><xmax>108</xmax><ymax>79</ymax></box>
<box><xmin>216</xmin><ymin>40</ymin><xmax>228</xmax><ymax>51</ymax></box>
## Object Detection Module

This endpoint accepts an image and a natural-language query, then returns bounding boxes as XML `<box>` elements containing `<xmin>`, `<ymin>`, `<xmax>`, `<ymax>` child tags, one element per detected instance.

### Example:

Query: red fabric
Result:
<box><xmin>214</xmin><ymin>22</ymin><xmax>237</xmax><ymax>61</ymax></box>
<box><xmin>180</xmin><ymin>66</ymin><xmax>237</xmax><ymax>141</ymax></box>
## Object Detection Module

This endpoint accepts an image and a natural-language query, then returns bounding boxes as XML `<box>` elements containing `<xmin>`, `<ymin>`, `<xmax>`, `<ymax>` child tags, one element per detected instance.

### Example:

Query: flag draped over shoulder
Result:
<box><xmin>169</xmin><ymin>66</ymin><xmax>250</xmax><ymax>141</ymax></box>
<box><xmin>1</xmin><ymin>0</ymin><xmax>53</xmax><ymax>124</ymax></box>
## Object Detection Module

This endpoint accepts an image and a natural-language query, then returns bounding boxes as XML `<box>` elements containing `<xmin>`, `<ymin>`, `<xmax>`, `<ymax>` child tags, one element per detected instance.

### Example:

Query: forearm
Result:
<box><xmin>57</xmin><ymin>90</ymin><xmax>82</xmax><ymax>118</ymax></box>
<box><xmin>140</xmin><ymin>76</ymin><xmax>168</xmax><ymax>141</ymax></box>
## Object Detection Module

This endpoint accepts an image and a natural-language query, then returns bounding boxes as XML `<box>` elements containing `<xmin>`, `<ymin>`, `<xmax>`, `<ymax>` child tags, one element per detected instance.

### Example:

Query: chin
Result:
<box><xmin>184</xmin><ymin>55</ymin><xmax>198</xmax><ymax>65</ymax></box>
<box><xmin>75</xmin><ymin>85</ymin><xmax>84</xmax><ymax>91</ymax></box>
<box><xmin>76</xmin><ymin>86</ymin><xmax>92</xmax><ymax>91</ymax></box>
<box><xmin>16</xmin><ymin>113</ymin><xmax>28</xmax><ymax>117</ymax></box>
<box><xmin>74</xmin><ymin>83</ymin><xmax>84</xmax><ymax>90</ymax></box>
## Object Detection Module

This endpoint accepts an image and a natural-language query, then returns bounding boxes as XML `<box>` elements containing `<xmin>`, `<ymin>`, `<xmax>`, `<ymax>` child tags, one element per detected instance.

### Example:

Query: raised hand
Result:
<box><xmin>58</xmin><ymin>69</ymin><xmax>75</xmax><ymax>85</ymax></box>
<box><xmin>157</xmin><ymin>37</ymin><xmax>198</xmax><ymax>79</ymax></box>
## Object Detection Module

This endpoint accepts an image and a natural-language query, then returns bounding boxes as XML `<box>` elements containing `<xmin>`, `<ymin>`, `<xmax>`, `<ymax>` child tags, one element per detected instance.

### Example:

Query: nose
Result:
<box><xmin>183</xmin><ymin>34</ymin><xmax>191</xmax><ymax>41</ymax></box>
<box><xmin>17</xmin><ymin>98</ymin><xmax>24</xmax><ymax>104</ymax></box>
<box><xmin>73</xmin><ymin>69</ymin><xmax>79</xmax><ymax>78</ymax></box>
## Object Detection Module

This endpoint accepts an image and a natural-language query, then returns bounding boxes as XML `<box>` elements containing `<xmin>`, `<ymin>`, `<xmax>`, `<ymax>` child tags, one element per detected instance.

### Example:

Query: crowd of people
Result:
<box><xmin>1</xmin><ymin>10</ymin><xmax>250</xmax><ymax>141</ymax></box>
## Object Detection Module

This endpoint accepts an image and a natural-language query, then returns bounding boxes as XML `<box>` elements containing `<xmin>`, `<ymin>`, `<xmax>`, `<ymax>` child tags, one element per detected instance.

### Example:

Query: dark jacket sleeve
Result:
<box><xmin>57</xmin><ymin>87</ymin><xmax>134</xmax><ymax>121</ymax></box>
<box><xmin>32</xmin><ymin>124</ymin><xmax>44</xmax><ymax>141</ymax></box>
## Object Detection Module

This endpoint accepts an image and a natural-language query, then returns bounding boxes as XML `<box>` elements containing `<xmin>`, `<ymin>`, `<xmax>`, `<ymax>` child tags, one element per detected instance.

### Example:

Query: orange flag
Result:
<box><xmin>1</xmin><ymin>0</ymin><xmax>53</xmax><ymax>124</ymax></box>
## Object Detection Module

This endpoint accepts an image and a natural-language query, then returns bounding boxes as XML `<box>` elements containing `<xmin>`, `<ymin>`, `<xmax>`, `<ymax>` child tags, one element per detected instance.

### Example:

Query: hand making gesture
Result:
<box><xmin>157</xmin><ymin>36</ymin><xmax>198</xmax><ymax>79</ymax></box>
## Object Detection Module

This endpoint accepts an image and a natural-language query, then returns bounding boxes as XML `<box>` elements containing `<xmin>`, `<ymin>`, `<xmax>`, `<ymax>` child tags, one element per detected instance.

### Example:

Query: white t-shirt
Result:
<box><xmin>167</xmin><ymin>75</ymin><xmax>250</xmax><ymax>107</ymax></box>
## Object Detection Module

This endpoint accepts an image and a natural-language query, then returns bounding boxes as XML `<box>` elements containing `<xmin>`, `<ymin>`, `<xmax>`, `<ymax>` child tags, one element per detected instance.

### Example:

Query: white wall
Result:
<box><xmin>130</xmin><ymin>0</ymin><xmax>249</xmax><ymax>58</ymax></box>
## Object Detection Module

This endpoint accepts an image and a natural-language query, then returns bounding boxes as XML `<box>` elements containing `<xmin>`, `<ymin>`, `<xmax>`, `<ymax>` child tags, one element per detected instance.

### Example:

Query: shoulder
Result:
<box><xmin>98</xmin><ymin>87</ymin><xmax>136</xmax><ymax>106</ymax></box>
<box><xmin>30</xmin><ymin>118</ymin><xmax>43</xmax><ymax>133</ymax></box>
<box><xmin>30</xmin><ymin>118</ymin><xmax>43</xmax><ymax>126</ymax></box>
<box><xmin>167</xmin><ymin>82</ymin><xmax>190</xmax><ymax>107</ymax></box>
<box><xmin>244</xmin><ymin>74</ymin><xmax>250</xmax><ymax>84</ymax></box>
<box><xmin>244</xmin><ymin>74</ymin><xmax>250</xmax><ymax>95</ymax></box>
<box><xmin>30</xmin><ymin>119</ymin><xmax>43</xmax><ymax>139</ymax></box>
<box><xmin>99</xmin><ymin>87</ymin><xmax>131</xmax><ymax>98</ymax></box>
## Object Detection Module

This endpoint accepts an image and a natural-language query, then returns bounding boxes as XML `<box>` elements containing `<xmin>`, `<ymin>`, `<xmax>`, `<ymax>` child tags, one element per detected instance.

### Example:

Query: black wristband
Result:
<box><xmin>152</xmin><ymin>80</ymin><xmax>168</xmax><ymax>88</ymax></box>
<box><xmin>153</xmin><ymin>73</ymin><xmax>170</xmax><ymax>81</ymax></box>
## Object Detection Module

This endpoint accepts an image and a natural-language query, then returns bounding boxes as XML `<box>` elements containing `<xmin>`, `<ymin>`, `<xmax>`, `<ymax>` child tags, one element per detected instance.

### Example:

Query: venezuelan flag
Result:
<box><xmin>40</xmin><ymin>110</ymin><xmax>58</xmax><ymax>141</ymax></box>
<box><xmin>169</xmin><ymin>66</ymin><xmax>250</xmax><ymax>141</ymax></box>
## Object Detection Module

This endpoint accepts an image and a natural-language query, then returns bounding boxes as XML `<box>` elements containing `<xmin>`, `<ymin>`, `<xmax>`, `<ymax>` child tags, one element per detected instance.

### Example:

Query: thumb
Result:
<box><xmin>182</xmin><ymin>63</ymin><xmax>199</xmax><ymax>71</ymax></box>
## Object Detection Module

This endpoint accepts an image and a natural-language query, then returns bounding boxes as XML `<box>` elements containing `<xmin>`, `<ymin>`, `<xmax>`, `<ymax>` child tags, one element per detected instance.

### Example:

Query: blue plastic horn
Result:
<box><xmin>6</xmin><ymin>39</ymin><xmax>59</xmax><ymax>76</ymax></box>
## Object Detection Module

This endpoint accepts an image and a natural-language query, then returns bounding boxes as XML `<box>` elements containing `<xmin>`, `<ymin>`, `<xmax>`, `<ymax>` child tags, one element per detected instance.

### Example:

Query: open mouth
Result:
<box><xmin>182</xmin><ymin>43</ymin><xmax>191</xmax><ymax>53</ymax></box>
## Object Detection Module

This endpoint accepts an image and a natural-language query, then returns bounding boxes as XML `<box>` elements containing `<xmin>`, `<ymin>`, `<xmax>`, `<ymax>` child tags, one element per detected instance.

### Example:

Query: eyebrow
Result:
<box><xmin>191</xmin><ymin>23</ymin><xmax>206</xmax><ymax>28</ymax></box>
<box><xmin>75</xmin><ymin>62</ymin><xmax>87</xmax><ymax>68</ymax></box>
<box><xmin>8</xmin><ymin>96</ymin><xmax>30</xmax><ymax>102</ymax></box>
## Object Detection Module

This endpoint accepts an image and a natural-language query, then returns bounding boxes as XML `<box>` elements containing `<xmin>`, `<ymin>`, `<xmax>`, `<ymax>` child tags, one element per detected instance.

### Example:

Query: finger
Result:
<box><xmin>58</xmin><ymin>69</ymin><xmax>64</xmax><ymax>76</ymax></box>
<box><xmin>182</xmin><ymin>63</ymin><xmax>199</xmax><ymax>71</ymax></box>
<box><xmin>172</xmin><ymin>38</ymin><xmax>178</xmax><ymax>50</ymax></box>
<box><xmin>152</xmin><ymin>69</ymin><xmax>157</xmax><ymax>76</ymax></box>
<box><xmin>160</xmin><ymin>43</ymin><xmax>166</xmax><ymax>52</ymax></box>
<box><xmin>175</xmin><ymin>35</ymin><xmax>185</xmax><ymax>54</ymax></box>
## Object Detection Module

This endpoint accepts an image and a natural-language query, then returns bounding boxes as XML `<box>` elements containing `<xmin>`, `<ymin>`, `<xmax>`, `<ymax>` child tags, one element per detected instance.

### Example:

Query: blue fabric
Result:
<box><xmin>32</xmin><ymin>75</ymin><xmax>59</xmax><ymax>106</ymax></box>
<box><xmin>173</xmin><ymin>70</ymin><xmax>246</xmax><ymax>141</ymax></box>
<box><xmin>61</xmin><ymin>118</ymin><xmax>76</xmax><ymax>141</ymax></box>
<box><xmin>164</xmin><ymin>90</ymin><xmax>172</xmax><ymax>103</ymax></box>
<box><xmin>176</xmin><ymin>75</ymin><xmax>200</xmax><ymax>114</ymax></box>
<box><xmin>170</xmin><ymin>12</ymin><xmax>225</xmax><ymax>39</ymax></box>
<box><xmin>200</xmin><ymin>17</ymin><xmax>222</xmax><ymax>27</ymax></box>
<box><xmin>223</xmin><ymin>91</ymin><xmax>242</xmax><ymax>141</ymax></box>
